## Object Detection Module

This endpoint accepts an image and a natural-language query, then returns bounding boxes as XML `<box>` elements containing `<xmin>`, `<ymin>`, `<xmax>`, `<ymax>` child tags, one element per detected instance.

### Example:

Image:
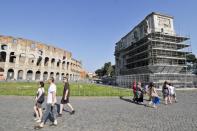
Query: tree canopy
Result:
<box><xmin>95</xmin><ymin>62</ymin><xmax>115</xmax><ymax>77</ymax></box>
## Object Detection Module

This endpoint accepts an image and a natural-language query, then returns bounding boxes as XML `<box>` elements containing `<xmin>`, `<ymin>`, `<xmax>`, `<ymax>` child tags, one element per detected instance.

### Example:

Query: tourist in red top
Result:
<box><xmin>132</xmin><ymin>81</ymin><xmax>137</xmax><ymax>102</ymax></box>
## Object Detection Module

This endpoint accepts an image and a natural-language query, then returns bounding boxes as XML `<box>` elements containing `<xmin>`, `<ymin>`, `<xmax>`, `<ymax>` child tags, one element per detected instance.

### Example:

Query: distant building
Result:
<box><xmin>88</xmin><ymin>72</ymin><xmax>97</xmax><ymax>79</ymax></box>
<box><xmin>0</xmin><ymin>35</ymin><xmax>83</xmax><ymax>81</ymax></box>
<box><xmin>115</xmin><ymin>12</ymin><xmax>196</xmax><ymax>87</ymax></box>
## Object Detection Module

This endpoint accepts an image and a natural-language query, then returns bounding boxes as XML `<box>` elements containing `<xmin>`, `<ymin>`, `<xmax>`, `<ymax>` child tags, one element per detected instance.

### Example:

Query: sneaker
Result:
<box><xmin>53</xmin><ymin>120</ymin><xmax>57</xmax><ymax>126</ymax></box>
<box><xmin>70</xmin><ymin>110</ymin><xmax>75</xmax><ymax>115</ymax></box>
<box><xmin>34</xmin><ymin>117</ymin><xmax>39</xmax><ymax>121</ymax></box>
<box><xmin>57</xmin><ymin>114</ymin><xmax>62</xmax><ymax>117</ymax></box>
<box><xmin>36</xmin><ymin>119</ymin><xmax>41</xmax><ymax>123</ymax></box>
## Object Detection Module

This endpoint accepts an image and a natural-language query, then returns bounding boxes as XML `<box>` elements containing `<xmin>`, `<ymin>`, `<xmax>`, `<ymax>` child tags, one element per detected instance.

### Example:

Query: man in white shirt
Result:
<box><xmin>36</xmin><ymin>77</ymin><xmax>57</xmax><ymax>129</ymax></box>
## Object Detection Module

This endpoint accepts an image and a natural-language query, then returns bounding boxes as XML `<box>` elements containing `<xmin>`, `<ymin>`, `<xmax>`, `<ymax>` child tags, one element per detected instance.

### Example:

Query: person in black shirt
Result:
<box><xmin>58</xmin><ymin>77</ymin><xmax>75</xmax><ymax>117</ymax></box>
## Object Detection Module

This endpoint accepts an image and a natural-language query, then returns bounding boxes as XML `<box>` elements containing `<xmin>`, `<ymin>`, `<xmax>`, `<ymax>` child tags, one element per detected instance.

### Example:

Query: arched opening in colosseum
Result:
<box><xmin>51</xmin><ymin>58</ymin><xmax>55</xmax><ymax>67</ymax></box>
<box><xmin>66</xmin><ymin>73</ymin><xmax>69</xmax><ymax>80</ymax></box>
<box><xmin>43</xmin><ymin>72</ymin><xmax>48</xmax><ymax>81</ymax></box>
<box><xmin>0</xmin><ymin>52</ymin><xmax>6</xmax><ymax>62</ymax></box>
<box><xmin>56</xmin><ymin>72</ymin><xmax>60</xmax><ymax>81</ymax></box>
<box><xmin>62</xmin><ymin>61</ymin><xmax>66</xmax><ymax>69</ymax></box>
<box><xmin>67</xmin><ymin>62</ymin><xmax>70</xmax><ymax>70</ymax></box>
<box><xmin>35</xmin><ymin>71</ymin><xmax>41</xmax><ymax>80</ymax></box>
<box><xmin>17</xmin><ymin>70</ymin><xmax>23</xmax><ymax>80</ymax></box>
<box><xmin>26</xmin><ymin>70</ymin><xmax>33</xmax><ymax>80</ymax></box>
<box><xmin>19</xmin><ymin>53</ymin><xmax>26</xmax><ymax>63</ymax></box>
<box><xmin>7</xmin><ymin>69</ymin><xmax>14</xmax><ymax>80</ymax></box>
<box><xmin>50</xmin><ymin>72</ymin><xmax>54</xmax><ymax>78</ymax></box>
<box><xmin>0</xmin><ymin>68</ymin><xmax>4</xmax><ymax>80</ymax></box>
<box><xmin>9</xmin><ymin>52</ymin><xmax>16</xmax><ymax>63</ymax></box>
<box><xmin>36</xmin><ymin>56</ymin><xmax>42</xmax><ymax>66</ymax></box>
<box><xmin>63</xmin><ymin>56</ymin><xmax>66</xmax><ymax>60</ymax></box>
<box><xmin>1</xmin><ymin>45</ymin><xmax>8</xmax><ymax>50</ymax></box>
<box><xmin>38</xmin><ymin>50</ymin><xmax>43</xmax><ymax>55</ymax></box>
<box><xmin>57</xmin><ymin>60</ymin><xmax>61</xmax><ymax>68</ymax></box>
<box><xmin>28</xmin><ymin>54</ymin><xmax>35</xmax><ymax>65</ymax></box>
<box><xmin>44</xmin><ymin>57</ymin><xmax>49</xmax><ymax>66</ymax></box>
<box><xmin>61</xmin><ymin>73</ymin><xmax>65</xmax><ymax>80</ymax></box>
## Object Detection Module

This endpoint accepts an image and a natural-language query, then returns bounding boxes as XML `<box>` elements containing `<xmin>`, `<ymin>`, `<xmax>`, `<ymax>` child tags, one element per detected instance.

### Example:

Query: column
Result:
<box><xmin>15</xmin><ymin>54</ymin><xmax>20</xmax><ymax>68</ymax></box>
<box><xmin>59</xmin><ymin>61</ymin><xmax>62</xmax><ymax>71</ymax></box>
<box><xmin>23</xmin><ymin>70</ymin><xmax>27</xmax><ymax>80</ymax></box>
<box><xmin>14</xmin><ymin>69</ymin><xmax>18</xmax><ymax>80</ymax></box>
<box><xmin>3</xmin><ymin>68</ymin><xmax>8</xmax><ymax>80</ymax></box>
<box><xmin>5</xmin><ymin>51</ymin><xmax>10</xmax><ymax>63</ymax></box>
<box><xmin>40</xmin><ymin>71</ymin><xmax>43</xmax><ymax>81</ymax></box>
<box><xmin>32</xmin><ymin>71</ymin><xmax>36</xmax><ymax>81</ymax></box>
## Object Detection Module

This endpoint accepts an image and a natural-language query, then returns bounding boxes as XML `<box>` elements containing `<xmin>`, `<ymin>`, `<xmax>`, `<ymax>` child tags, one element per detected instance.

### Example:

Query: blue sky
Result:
<box><xmin>0</xmin><ymin>0</ymin><xmax>197</xmax><ymax>72</ymax></box>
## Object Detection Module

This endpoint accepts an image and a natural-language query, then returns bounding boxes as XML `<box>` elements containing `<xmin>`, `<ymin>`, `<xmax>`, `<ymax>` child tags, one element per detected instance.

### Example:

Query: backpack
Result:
<box><xmin>37</xmin><ymin>88</ymin><xmax>45</xmax><ymax>104</ymax></box>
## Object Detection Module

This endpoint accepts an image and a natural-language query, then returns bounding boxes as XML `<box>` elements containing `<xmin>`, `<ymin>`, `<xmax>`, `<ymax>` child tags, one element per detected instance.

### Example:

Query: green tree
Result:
<box><xmin>95</xmin><ymin>62</ymin><xmax>115</xmax><ymax>77</ymax></box>
<box><xmin>95</xmin><ymin>69</ymin><xmax>104</xmax><ymax>78</ymax></box>
<box><xmin>111</xmin><ymin>65</ymin><xmax>115</xmax><ymax>76</ymax></box>
<box><xmin>103</xmin><ymin>62</ymin><xmax>112</xmax><ymax>76</ymax></box>
<box><xmin>186</xmin><ymin>54</ymin><xmax>197</xmax><ymax>63</ymax></box>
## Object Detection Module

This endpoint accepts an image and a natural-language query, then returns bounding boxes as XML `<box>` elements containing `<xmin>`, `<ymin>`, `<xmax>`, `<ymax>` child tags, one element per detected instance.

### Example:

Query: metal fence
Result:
<box><xmin>116</xmin><ymin>73</ymin><xmax>197</xmax><ymax>88</ymax></box>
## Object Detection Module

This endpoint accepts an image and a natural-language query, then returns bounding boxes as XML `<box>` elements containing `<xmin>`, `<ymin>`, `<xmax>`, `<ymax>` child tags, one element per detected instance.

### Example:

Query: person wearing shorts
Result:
<box><xmin>58</xmin><ymin>77</ymin><xmax>75</xmax><ymax>117</ymax></box>
<box><xmin>34</xmin><ymin>81</ymin><xmax>45</xmax><ymax>123</ymax></box>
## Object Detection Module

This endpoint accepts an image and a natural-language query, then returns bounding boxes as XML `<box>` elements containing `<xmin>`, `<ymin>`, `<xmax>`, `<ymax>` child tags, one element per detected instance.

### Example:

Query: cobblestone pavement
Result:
<box><xmin>0</xmin><ymin>91</ymin><xmax>197</xmax><ymax>131</ymax></box>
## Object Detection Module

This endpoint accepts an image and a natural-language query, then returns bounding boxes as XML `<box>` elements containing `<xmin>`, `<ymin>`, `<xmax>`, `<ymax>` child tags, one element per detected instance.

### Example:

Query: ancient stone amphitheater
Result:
<box><xmin>0</xmin><ymin>35</ymin><xmax>83</xmax><ymax>81</ymax></box>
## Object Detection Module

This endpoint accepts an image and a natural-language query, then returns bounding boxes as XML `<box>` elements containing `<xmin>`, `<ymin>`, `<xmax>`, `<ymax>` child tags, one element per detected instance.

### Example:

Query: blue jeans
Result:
<box><xmin>42</xmin><ymin>104</ymin><xmax>57</xmax><ymax>124</ymax></box>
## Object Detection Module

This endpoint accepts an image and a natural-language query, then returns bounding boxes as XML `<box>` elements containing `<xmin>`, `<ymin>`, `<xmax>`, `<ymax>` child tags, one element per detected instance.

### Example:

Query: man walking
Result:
<box><xmin>35</xmin><ymin>77</ymin><xmax>57</xmax><ymax>129</ymax></box>
<box><xmin>58</xmin><ymin>77</ymin><xmax>75</xmax><ymax>116</ymax></box>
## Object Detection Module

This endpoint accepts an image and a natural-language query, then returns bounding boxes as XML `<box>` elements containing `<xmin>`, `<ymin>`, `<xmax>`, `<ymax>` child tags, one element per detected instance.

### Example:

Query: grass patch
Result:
<box><xmin>0</xmin><ymin>82</ymin><xmax>132</xmax><ymax>96</ymax></box>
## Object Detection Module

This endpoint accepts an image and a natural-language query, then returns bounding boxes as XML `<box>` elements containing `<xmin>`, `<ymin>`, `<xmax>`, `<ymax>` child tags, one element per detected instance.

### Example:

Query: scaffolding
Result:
<box><xmin>115</xmin><ymin>31</ymin><xmax>196</xmax><ymax>88</ymax></box>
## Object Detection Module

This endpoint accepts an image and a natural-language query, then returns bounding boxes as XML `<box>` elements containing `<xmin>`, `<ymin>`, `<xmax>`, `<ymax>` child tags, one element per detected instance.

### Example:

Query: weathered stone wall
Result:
<box><xmin>0</xmin><ymin>35</ymin><xmax>83</xmax><ymax>81</ymax></box>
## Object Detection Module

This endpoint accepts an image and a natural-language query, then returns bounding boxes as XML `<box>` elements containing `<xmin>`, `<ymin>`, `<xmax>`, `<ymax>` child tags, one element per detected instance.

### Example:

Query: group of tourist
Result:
<box><xmin>33</xmin><ymin>76</ymin><xmax>75</xmax><ymax>129</ymax></box>
<box><xmin>132</xmin><ymin>81</ymin><xmax>177</xmax><ymax>109</ymax></box>
<box><xmin>162</xmin><ymin>81</ymin><xmax>178</xmax><ymax>105</ymax></box>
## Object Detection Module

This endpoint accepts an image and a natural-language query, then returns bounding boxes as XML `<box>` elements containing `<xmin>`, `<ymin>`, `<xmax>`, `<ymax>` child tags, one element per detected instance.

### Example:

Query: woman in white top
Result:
<box><xmin>34</xmin><ymin>81</ymin><xmax>45</xmax><ymax>123</ymax></box>
<box><xmin>168</xmin><ymin>83</ymin><xmax>177</xmax><ymax>103</ymax></box>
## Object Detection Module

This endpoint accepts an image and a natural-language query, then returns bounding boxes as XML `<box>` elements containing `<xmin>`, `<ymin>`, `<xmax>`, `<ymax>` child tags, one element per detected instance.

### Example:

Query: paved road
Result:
<box><xmin>0</xmin><ymin>91</ymin><xmax>197</xmax><ymax>131</ymax></box>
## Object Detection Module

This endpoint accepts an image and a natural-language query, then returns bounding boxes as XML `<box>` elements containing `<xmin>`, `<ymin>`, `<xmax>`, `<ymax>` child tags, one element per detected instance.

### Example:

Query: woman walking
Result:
<box><xmin>168</xmin><ymin>83</ymin><xmax>178</xmax><ymax>103</ymax></box>
<box><xmin>136</xmin><ymin>81</ymin><xmax>144</xmax><ymax>104</ymax></box>
<box><xmin>34</xmin><ymin>81</ymin><xmax>45</xmax><ymax>123</ymax></box>
<box><xmin>132</xmin><ymin>81</ymin><xmax>137</xmax><ymax>102</ymax></box>
<box><xmin>148</xmin><ymin>82</ymin><xmax>160</xmax><ymax>109</ymax></box>
<box><xmin>58</xmin><ymin>77</ymin><xmax>75</xmax><ymax>116</ymax></box>
<box><xmin>162</xmin><ymin>81</ymin><xmax>170</xmax><ymax>105</ymax></box>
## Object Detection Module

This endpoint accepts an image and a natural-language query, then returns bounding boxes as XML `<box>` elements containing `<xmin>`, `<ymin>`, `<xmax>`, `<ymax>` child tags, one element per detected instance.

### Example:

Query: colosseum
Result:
<box><xmin>0</xmin><ymin>35</ymin><xmax>83</xmax><ymax>81</ymax></box>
